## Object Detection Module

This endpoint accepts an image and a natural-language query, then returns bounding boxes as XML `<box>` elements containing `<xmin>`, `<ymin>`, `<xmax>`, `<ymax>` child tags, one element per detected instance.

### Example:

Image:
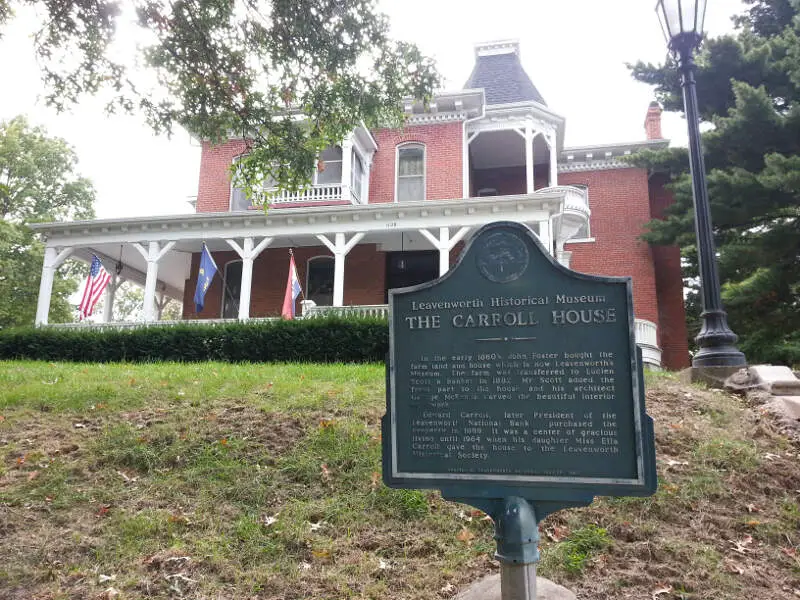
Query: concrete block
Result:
<box><xmin>679</xmin><ymin>366</ymin><xmax>743</xmax><ymax>387</ymax></box>
<box><xmin>748</xmin><ymin>365</ymin><xmax>800</xmax><ymax>395</ymax></box>
<box><xmin>455</xmin><ymin>573</ymin><xmax>576</xmax><ymax>600</ymax></box>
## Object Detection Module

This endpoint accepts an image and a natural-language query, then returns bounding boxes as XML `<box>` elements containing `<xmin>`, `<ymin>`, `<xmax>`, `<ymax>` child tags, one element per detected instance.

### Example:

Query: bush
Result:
<box><xmin>0</xmin><ymin>317</ymin><xmax>388</xmax><ymax>363</ymax></box>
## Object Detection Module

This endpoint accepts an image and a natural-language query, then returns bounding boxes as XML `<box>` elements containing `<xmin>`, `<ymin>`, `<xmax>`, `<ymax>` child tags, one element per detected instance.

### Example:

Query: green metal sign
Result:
<box><xmin>382</xmin><ymin>221</ymin><xmax>656</xmax><ymax>509</ymax></box>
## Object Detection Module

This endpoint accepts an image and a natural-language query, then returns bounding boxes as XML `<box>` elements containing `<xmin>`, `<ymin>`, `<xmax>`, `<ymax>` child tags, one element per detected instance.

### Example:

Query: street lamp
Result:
<box><xmin>655</xmin><ymin>0</ymin><xmax>746</xmax><ymax>367</ymax></box>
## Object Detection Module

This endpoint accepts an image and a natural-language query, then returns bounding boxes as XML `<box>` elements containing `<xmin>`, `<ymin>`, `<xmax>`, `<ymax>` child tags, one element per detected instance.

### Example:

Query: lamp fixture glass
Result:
<box><xmin>655</xmin><ymin>0</ymin><xmax>707</xmax><ymax>51</ymax></box>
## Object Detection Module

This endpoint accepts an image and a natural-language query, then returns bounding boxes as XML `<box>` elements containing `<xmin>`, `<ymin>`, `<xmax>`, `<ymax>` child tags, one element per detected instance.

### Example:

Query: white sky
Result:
<box><xmin>0</xmin><ymin>0</ymin><xmax>745</xmax><ymax>220</ymax></box>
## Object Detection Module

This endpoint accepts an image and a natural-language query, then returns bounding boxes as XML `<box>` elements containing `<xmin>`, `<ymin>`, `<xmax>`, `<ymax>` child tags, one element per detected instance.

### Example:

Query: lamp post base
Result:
<box><xmin>692</xmin><ymin>309</ymin><xmax>747</xmax><ymax>368</ymax></box>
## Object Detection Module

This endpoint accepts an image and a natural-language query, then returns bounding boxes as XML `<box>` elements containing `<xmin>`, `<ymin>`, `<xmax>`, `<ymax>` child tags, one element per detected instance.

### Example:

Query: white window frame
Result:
<box><xmin>566</xmin><ymin>184</ymin><xmax>594</xmax><ymax>243</ymax></box>
<box><xmin>220</xmin><ymin>259</ymin><xmax>243</xmax><ymax>318</ymax></box>
<box><xmin>229</xmin><ymin>154</ymin><xmax>251</xmax><ymax>212</ymax></box>
<box><xmin>395</xmin><ymin>142</ymin><xmax>426</xmax><ymax>202</ymax></box>
<box><xmin>313</xmin><ymin>145</ymin><xmax>343</xmax><ymax>187</ymax></box>
<box><xmin>229</xmin><ymin>145</ymin><xmax>344</xmax><ymax>209</ymax></box>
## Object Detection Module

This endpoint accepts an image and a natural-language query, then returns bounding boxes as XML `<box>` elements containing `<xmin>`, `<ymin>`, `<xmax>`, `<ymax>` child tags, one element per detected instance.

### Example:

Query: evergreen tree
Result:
<box><xmin>629</xmin><ymin>0</ymin><xmax>800</xmax><ymax>364</ymax></box>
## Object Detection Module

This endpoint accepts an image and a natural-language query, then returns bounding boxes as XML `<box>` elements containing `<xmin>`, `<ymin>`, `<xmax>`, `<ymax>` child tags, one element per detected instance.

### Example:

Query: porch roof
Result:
<box><xmin>30</xmin><ymin>192</ymin><xmax>570</xmax><ymax>302</ymax></box>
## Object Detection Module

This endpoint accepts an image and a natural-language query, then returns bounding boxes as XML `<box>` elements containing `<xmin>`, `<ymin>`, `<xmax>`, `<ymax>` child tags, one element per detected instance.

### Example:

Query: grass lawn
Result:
<box><xmin>1</xmin><ymin>361</ymin><xmax>799</xmax><ymax>599</ymax></box>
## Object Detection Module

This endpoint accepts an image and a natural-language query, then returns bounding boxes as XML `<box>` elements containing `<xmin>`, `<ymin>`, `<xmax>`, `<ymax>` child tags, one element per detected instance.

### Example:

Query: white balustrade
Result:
<box><xmin>535</xmin><ymin>185</ymin><xmax>590</xmax><ymax>218</ymax></box>
<box><xmin>265</xmin><ymin>184</ymin><xmax>345</xmax><ymax>205</ymax></box>
<box><xmin>303</xmin><ymin>304</ymin><xmax>389</xmax><ymax>319</ymax></box>
<box><xmin>634</xmin><ymin>318</ymin><xmax>662</xmax><ymax>368</ymax></box>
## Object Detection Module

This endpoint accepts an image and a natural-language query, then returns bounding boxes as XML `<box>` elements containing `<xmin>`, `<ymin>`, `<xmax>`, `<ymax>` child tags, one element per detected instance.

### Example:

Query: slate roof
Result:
<box><xmin>464</xmin><ymin>52</ymin><xmax>546</xmax><ymax>107</ymax></box>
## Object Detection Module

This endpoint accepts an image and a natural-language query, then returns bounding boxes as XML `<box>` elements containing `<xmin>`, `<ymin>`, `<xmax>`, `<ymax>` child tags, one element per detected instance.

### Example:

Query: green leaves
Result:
<box><xmin>0</xmin><ymin>116</ymin><xmax>95</xmax><ymax>223</ymax></box>
<box><xmin>1</xmin><ymin>0</ymin><xmax>440</xmax><ymax>194</ymax></box>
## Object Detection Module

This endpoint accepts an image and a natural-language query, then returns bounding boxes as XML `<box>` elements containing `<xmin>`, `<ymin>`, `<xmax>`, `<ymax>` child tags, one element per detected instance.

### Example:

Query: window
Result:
<box><xmin>230</xmin><ymin>145</ymin><xmax>343</xmax><ymax>209</ymax></box>
<box><xmin>221</xmin><ymin>260</ymin><xmax>243</xmax><ymax>318</ymax></box>
<box><xmin>396</xmin><ymin>144</ymin><xmax>425</xmax><ymax>201</ymax></box>
<box><xmin>351</xmin><ymin>152</ymin><xmax>364</xmax><ymax>201</ymax></box>
<box><xmin>307</xmin><ymin>257</ymin><xmax>335</xmax><ymax>306</ymax></box>
<box><xmin>315</xmin><ymin>145</ymin><xmax>343</xmax><ymax>186</ymax></box>
<box><xmin>477</xmin><ymin>187</ymin><xmax>498</xmax><ymax>197</ymax></box>
<box><xmin>569</xmin><ymin>184</ymin><xmax>591</xmax><ymax>240</ymax></box>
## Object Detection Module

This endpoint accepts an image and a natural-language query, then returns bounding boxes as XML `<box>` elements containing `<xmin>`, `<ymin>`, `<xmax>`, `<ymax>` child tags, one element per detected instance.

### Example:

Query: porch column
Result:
<box><xmin>102</xmin><ymin>274</ymin><xmax>122</xmax><ymax>323</ymax></box>
<box><xmin>35</xmin><ymin>246</ymin><xmax>73</xmax><ymax>325</ymax></box>
<box><xmin>226</xmin><ymin>236</ymin><xmax>273</xmax><ymax>319</ymax></box>
<box><xmin>418</xmin><ymin>226</ymin><xmax>471</xmax><ymax>276</ymax></box>
<box><xmin>548</xmin><ymin>136</ymin><xmax>558</xmax><ymax>186</ymax></box>
<box><xmin>132</xmin><ymin>241</ymin><xmax>176</xmax><ymax>322</ymax></box>
<box><xmin>535</xmin><ymin>220</ymin><xmax>551</xmax><ymax>255</ymax></box>
<box><xmin>317</xmin><ymin>232</ymin><xmax>365</xmax><ymax>306</ymax></box>
<box><xmin>525</xmin><ymin>124</ymin><xmax>535</xmax><ymax>193</ymax></box>
<box><xmin>341</xmin><ymin>137</ymin><xmax>353</xmax><ymax>203</ymax></box>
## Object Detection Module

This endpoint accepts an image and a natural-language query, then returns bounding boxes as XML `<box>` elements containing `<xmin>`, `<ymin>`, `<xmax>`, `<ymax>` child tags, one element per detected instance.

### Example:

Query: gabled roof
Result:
<box><xmin>464</xmin><ymin>40</ymin><xmax>546</xmax><ymax>107</ymax></box>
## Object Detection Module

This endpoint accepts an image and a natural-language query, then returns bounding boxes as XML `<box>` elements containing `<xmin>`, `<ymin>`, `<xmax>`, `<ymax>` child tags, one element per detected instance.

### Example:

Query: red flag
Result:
<box><xmin>281</xmin><ymin>253</ymin><xmax>302</xmax><ymax>319</ymax></box>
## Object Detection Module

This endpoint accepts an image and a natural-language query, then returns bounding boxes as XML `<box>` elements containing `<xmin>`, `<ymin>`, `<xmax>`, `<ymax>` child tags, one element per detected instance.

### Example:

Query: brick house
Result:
<box><xmin>32</xmin><ymin>40</ymin><xmax>689</xmax><ymax>369</ymax></box>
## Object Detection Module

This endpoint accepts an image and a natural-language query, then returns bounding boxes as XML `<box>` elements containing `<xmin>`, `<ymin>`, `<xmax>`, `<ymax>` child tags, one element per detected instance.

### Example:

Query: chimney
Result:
<box><xmin>644</xmin><ymin>101</ymin><xmax>663</xmax><ymax>140</ymax></box>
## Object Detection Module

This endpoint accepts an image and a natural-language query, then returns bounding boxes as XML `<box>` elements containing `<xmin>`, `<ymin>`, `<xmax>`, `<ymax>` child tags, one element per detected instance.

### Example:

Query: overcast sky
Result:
<box><xmin>0</xmin><ymin>0</ymin><xmax>745</xmax><ymax>220</ymax></box>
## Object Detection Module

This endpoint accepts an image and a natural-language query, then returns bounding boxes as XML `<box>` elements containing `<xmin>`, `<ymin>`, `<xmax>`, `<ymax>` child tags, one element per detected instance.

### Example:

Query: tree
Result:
<box><xmin>0</xmin><ymin>0</ymin><xmax>440</xmax><ymax>197</ymax></box>
<box><xmin>629</xmin><ymin>0</ymin><xmax>800</xmax><ymax>364</ymax></box>
<box><xmin>0</xmin><ymin>116</ymin><xmax>96</xmax><ymax>328</ymax></box>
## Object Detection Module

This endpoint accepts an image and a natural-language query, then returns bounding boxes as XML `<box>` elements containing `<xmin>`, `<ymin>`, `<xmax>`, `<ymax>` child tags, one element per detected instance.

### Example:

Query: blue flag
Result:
<box><xmin>194</xmin><ymin>244</ymin><xmax>218</xmax><ymax>313</ymax></box>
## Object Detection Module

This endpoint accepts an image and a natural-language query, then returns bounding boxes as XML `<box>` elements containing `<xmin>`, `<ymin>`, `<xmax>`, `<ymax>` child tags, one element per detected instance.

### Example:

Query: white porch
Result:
<box><xmin>31</xmin><ymin>191</ymin><xmax>581</xmax><ymax>324</ymax></box>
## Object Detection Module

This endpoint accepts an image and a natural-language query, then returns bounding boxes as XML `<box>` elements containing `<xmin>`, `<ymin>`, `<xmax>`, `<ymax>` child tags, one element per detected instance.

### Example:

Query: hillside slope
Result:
<box><xmin>0</xmin><ymin>362</ymin><xmax>798</xmax><ymax>599</ymax></box>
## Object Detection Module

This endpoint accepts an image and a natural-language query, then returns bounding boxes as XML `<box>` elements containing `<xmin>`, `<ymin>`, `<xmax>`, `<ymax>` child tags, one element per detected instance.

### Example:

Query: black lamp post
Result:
<box><xmin>655</xmin><ymin>0</ymin><xmax>746</xmax><ymax>367</ymax></box>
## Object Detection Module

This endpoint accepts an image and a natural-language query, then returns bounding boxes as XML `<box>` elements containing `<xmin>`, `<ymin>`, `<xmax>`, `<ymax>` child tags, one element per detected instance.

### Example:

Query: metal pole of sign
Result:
<box><xmin>496</xmin><ymin>497</ymin><xmax>540</xmax><ymax>600</ymax></box>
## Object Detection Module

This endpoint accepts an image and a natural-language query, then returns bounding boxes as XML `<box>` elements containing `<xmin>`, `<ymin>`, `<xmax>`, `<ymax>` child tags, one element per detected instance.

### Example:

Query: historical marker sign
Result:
<box><xmin>383</xmin><ymin>221</ymin><xmax>656</xmax><ymax>502</ymax></box>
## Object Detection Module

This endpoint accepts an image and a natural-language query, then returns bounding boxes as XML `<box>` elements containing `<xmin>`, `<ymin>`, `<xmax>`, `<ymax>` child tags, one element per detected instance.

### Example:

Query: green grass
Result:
<box><xmin>0</xmin><ymin>361</ymin><xmax>384</xmax><ymax>413</ymax></box>
<box><xmin>541</xmin><ymin>525</ymin><xmax>612</xmax><ymax>576</ymax></box>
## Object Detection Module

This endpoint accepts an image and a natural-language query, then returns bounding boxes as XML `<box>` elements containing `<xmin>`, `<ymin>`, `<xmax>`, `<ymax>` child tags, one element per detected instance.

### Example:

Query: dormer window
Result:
<box><xmin>315</xmin><ymin>145</ymin><xmax>343</xmax><ymax>186</ymax></box>
<box><xmin>396</xmin><ymin>143</ymin><xmax>425</xmax><ymax>202</ymax></box>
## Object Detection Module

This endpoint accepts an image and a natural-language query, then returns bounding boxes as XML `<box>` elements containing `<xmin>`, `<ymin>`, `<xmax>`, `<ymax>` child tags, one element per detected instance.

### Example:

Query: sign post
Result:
<box><xmin>382</xmin><ymin>221</ymin><xmax>657</xmax><ymax>599</ymax></box>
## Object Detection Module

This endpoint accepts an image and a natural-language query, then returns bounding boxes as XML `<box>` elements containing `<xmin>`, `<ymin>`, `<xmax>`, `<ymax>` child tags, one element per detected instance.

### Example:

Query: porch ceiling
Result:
<box><xmin>470</xmin><ymin>130</ymin><xmax>550</xmax><ymax>169</ymax></box>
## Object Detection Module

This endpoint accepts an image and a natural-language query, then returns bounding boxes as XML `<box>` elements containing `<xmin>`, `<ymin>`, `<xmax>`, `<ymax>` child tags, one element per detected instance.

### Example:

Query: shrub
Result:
<box><xmin>0</xmin><ymin>317</ymin><xmax>388</xmax><ymax>363</ymax></box>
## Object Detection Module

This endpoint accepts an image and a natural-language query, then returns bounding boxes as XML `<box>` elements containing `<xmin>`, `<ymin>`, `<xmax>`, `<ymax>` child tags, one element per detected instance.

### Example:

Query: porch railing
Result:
<box><xmin>265</xmin><ymin>184</ymin><xmax>345</xmax><ymax>205</ymax></box>
<box><xmin>303</xmin><ymin>304</ymin><xmax>389</xmax><ymax>319</ymax></box>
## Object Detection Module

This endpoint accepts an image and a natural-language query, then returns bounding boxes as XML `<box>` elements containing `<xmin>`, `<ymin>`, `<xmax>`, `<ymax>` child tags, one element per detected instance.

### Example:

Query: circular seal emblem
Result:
<box><xmin>476</xmin><ymin>231</ymin><xmax>529</xmax><ymax>283</ymax></box>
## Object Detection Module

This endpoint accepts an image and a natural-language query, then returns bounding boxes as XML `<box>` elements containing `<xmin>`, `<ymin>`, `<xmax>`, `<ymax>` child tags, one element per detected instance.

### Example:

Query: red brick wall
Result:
<box><xmin>561</xmin><ymin>168</ymin><xmax>660</xmax><ymax>333</ymax></box>
<box><xmin>183</xmin><ymin>244</ymin><xmax>386</xmax><ymax>318</ymax></box>
<box><xmin>649</xmin><ymin>174</ymin><xmax>690</xmax><ymax>369</ymax></box>
<box><xmin>196</xmin><ymin>139</ymin><xmax>248</xmax><ymax>213</ymax></box>
<box><xmin>369</xmin><ymin>122</ymin><xmax>463</xmax><ymax>203</ymax></box>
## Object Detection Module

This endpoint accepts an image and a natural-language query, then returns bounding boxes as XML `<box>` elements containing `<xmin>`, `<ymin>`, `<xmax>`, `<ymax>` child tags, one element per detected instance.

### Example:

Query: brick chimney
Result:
<box><xmin>644</xmin><ymin>101</ymin><xmax>663</xmax><ymax>140</ymax></box>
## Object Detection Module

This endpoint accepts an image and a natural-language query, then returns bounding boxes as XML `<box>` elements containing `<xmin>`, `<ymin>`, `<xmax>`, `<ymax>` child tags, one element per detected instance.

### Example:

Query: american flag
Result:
<box><xmin>78</xmin><ymin>255</ymin><xmax>112</xmax><ymax>320</ymax></box>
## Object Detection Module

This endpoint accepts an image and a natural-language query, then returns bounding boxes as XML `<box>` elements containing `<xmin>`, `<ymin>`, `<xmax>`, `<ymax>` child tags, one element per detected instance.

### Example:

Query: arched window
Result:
<box><xmin>221</xmin><ymin>260</ymin><xmax>243</xmax><ymax>318</ymax></box>
<box><xmin>396</xmin><ymin>143</ymin><xmax>425</xmax><ymax>202</ymax></box>
<box><xmin>307</xmin><ymin>256</ymin><xmax>335</xmax><ymax>306</ymax></box>
<box><xmin>569</xmin><ymin>184</ymin><xmax>591</xmax><ymax>240</ymax></box>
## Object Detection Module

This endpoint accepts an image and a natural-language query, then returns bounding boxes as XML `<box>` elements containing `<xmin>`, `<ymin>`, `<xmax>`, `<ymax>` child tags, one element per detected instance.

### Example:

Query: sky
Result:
<box><xmin>0</xmin><ymin>0</ymin><xmax>746</xmax><ymax>220</ymax></box>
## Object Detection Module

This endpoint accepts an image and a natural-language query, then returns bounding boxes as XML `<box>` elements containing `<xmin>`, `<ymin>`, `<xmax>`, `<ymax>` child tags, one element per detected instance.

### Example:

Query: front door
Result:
<box><xmin>385</xmin><ymin>251</ymin><xmax>438</xmax><ymax>301</ymax></box>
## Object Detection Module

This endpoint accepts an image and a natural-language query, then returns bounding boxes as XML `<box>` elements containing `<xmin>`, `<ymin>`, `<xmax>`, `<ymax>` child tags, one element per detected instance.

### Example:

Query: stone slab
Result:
<box><xmin>455</xmin><ymin>573</ymin><xmax>576</xmax><ymax>600</ymax></box>
<box><xmin>748</xmin><ymin>365</ymin><xmax>800</xmax><ymax>395</ymax></box>
<box><xmin>679</xmin><ymin>366</ymin><xmax>744</xmax><ymax>388</ymax></box>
